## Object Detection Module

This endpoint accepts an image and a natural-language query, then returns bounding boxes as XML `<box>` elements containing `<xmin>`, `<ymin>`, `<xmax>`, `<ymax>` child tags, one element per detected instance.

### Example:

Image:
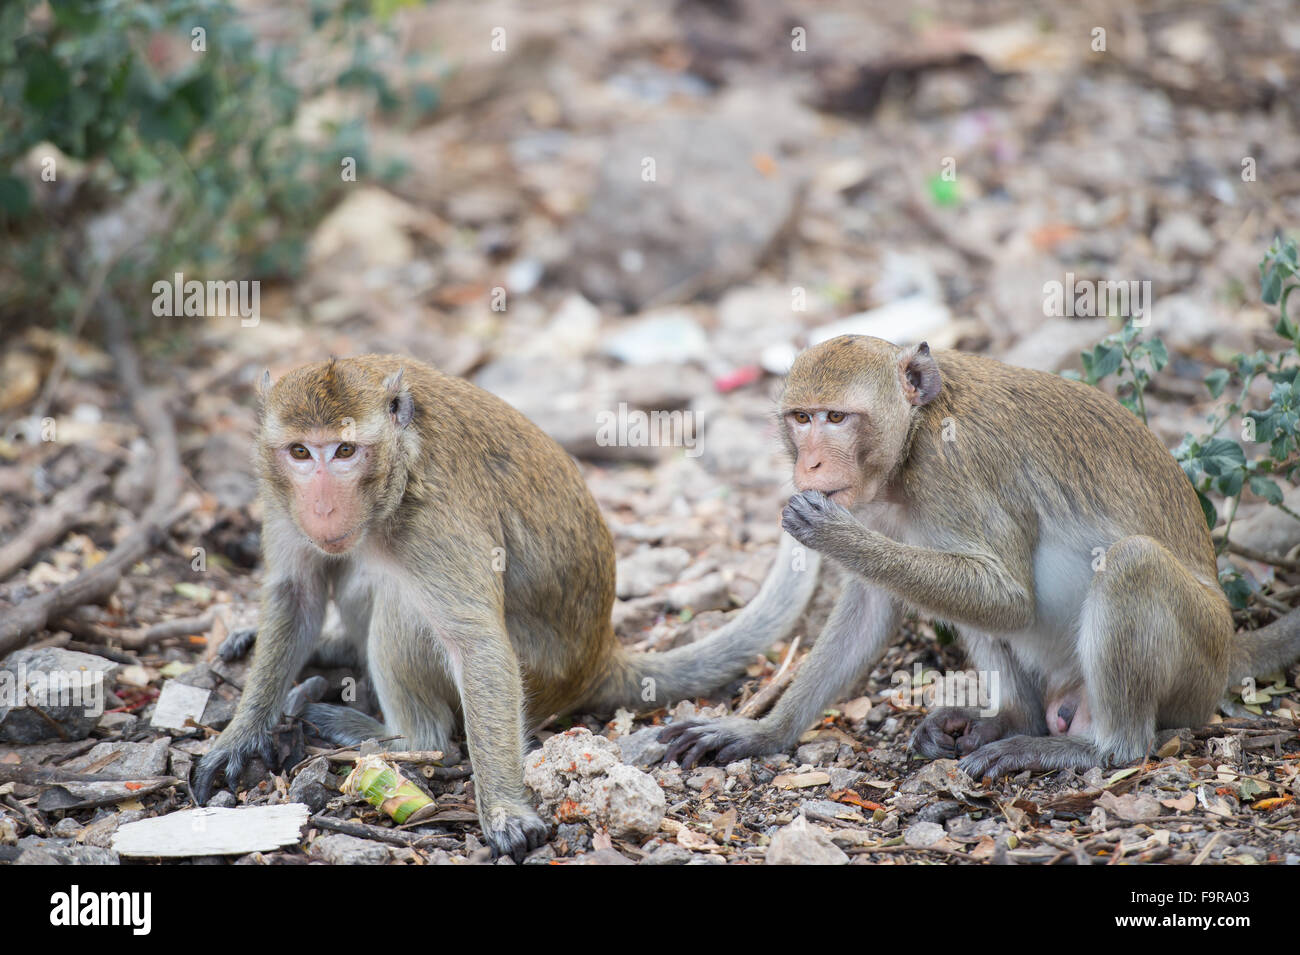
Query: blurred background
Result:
<box><xmin>1</xmin><ymin>0</ymin><xmax>1299</xmax><ymax>674</ymax></box>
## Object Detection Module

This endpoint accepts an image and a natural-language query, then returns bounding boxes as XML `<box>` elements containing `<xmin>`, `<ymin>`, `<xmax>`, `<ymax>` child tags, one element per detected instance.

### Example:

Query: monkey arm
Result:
<box><xmin>437</xmin><ymin>615</ymin><xmax>550</xmax><ymax>861</ymax></box>
<box><xmin>662</xmin><ymin>580</ymin><xmax>900</xmax><ymax>768</ymax></box>
<box><xmin>193</xmin><ymin>571</ymin><xmax>328</xmax><ymax>803</ymax></box>
<box><xmin>781</xmin><ymin>490</ymin><xmax>1034</xmax><ymax>632</ymax></box>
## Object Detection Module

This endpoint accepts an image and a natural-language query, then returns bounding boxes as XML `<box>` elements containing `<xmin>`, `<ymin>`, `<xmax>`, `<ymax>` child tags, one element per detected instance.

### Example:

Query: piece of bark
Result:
<box><xmin>112</xmin><ymin>804</ymin><xmax>311</xmax><ymax>858</ymax></box>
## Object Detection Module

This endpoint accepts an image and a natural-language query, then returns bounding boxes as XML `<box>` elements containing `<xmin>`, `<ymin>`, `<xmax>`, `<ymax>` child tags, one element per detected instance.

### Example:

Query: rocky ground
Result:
<box><xmin>1</xmin><ymin>0</ymin><xmax>1298</xmax><ymax>864</ymax></box>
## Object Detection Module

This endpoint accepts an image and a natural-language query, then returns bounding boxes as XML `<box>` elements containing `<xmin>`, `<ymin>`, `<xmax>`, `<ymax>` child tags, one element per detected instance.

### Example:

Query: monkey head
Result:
<box><xmin>256</xmin><ymin>358</ymin><xmax>416</xmax><ymax>555</ymax></box>
<box><xmin>779</xmin><ymin>335</ymin><xmax>941</xmax><ymax>507</ymax></box>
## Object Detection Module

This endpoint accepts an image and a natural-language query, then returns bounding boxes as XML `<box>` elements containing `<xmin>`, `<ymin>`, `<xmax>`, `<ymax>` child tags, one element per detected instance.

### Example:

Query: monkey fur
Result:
<box><xmin>663</xmin><ymin>335</ymin><xmax>1300</xmax><ymax>779</ymax></box>
<box><xmin>192</xmin><ymin>355</ymin><xmax>817</xmax><ymax>860</ymax></box>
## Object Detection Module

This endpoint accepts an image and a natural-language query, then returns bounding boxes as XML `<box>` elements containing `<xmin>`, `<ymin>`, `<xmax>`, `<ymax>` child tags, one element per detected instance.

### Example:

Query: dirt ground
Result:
<box><xmin>1</xmin><ymin>0</ymin><xmax>1298</xmax><ymax>864</ymax></box>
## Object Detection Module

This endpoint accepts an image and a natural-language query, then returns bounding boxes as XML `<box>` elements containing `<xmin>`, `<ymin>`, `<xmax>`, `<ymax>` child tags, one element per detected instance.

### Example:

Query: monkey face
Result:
<box><xmin>258</xmin><ymin>358</ymin><xmax>417</xmax><ymax>556</ymax></box>
<box><xmin>784</xmin><ymin>409</ymin><xmax>870</xmax><ymax>506</ymax></box>
<box><xmin>780</xmin><ymin>336</ymin><xmax>943</xmax><ymax>508</ymax></box>
<box><xmin>278</xmin><ymin>434</ymin><xmax>373</xmax><ymax>554</ymax></box>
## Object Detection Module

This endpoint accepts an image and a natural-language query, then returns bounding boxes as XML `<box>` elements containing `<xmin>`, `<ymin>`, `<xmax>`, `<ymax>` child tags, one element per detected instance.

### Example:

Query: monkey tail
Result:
<box><xmin>582</xmin><ymin>533</ymin><xmax>822</xmax><ymax>713</ymax></box>
<box><xmin>1228</xmin><ymin>606</ymin><xmax>1300</xmax><ymax>688</ymax></box>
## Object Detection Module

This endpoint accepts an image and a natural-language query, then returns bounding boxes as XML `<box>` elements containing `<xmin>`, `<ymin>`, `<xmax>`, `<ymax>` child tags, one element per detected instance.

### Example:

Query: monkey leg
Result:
<box><xmin>910</xmin><ymin>634</ymin><xmax>1047</xmax><ymax>758</ymax></box>
<box><xmin>960</xmin><ymin>536</ymin><xmax>1229</xmax><ymax>780</ymax></box>
<box><xmin>662</xmin><ymin>581</ymin><xmax>899</xmax><ymax>768</ymax></box>
<box><xmin>368</xmin><ymin>598</ymin><xmax>546</xmax><ymax>861</ymax></box>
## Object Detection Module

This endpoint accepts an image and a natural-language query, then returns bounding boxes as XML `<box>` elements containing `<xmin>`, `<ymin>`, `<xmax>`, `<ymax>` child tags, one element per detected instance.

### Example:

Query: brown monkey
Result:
<box><xmin>662</xmin><ymin>334</ymin><xmax>1300</xmax><ymax>778</ymax></box>
<box><xmin>192</xmin><ymin>355</ymin><xmax>818</xmax><ymax>859</ymax></box>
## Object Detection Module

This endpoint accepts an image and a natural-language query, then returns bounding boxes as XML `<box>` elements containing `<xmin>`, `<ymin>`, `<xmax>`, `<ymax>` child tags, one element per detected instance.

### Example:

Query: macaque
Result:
<box><xmin>663</xmin><ymin>334</ymin><xmax>1300</xmax><ymax>777</ymax></box>
<box><xmin>192</xmin><ymin>356</ymin><xmax>818</xmax><ymax>860</ymax></box>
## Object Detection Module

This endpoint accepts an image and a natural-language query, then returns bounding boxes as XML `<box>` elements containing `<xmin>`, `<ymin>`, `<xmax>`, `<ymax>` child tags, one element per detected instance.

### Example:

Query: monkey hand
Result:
<box><xmin>216</xmin><ymin>626</ymin><xmax>258</xmax><ymax>662</ymax></box>
<box><xmin>479</xmin><ymin>802</ymin><xmax>551</xmax><ymax>863</ymax></box>
<box><xmin>191</xmin><ymin>720</ymin><xmax>278</xmax><ymax>805</ymax></box>
<box><xmin>909</xmin><ymin>707</ymin><xmax>1011</xmax><ymax>759</ymax></box>
<box><xmin>659</xmin><ymin>716</ymin><xmax>778</xmax><ymax>769</ymax></box>
<box><xmin>781</xmin><ymin>490</ymin><xmax>862</xmax><ymax>556</ymax></box>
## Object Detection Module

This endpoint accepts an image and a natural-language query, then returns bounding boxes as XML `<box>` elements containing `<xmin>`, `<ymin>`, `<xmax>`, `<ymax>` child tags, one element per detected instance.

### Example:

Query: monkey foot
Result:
<box><xmin>659</xmin><ymin>716</ymin><xmax>777</xmax><ymax>769</ymax></box>
<box><xmin>958</xmin><ymin>735</ymin><xmax>1104</xmax><ymax>780</ymax></box>
<box><xmin>481</xmin><ymin>805</ymin><xmax>550</xmax><ymax>863</ymax></box>
<box><xmin>909</xmin><ymin>707</ymin><xmax>1008</xmax><ymax>758</ymax></box>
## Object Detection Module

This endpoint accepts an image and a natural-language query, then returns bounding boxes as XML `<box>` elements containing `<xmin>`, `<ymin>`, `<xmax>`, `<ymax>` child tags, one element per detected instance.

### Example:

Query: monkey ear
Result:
<box><xmin>899</xmin><ymin>342</ymin><xmax>941</xmax><ymax>406</ymax></box>
<box><xmin>383</xmin><ymin>369</ymin><xmax>414</xmax><ymax>428</ymax></box>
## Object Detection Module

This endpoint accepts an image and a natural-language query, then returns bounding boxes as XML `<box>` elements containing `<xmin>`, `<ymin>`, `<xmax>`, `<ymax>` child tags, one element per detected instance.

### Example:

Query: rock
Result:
<box><xmin>616</xmin><ymin>547</ymin><xmax>692</xmax><ymax>599</ymax></box>
<box><xmin>1153</xmin><ymin>212</ymin><xmax>1215</xmax><ymax>259</ymax></box>
<box><xmin>0</xmin><ymin>648</ymin><xmax>121</xmax><ymax>743</ymax></box>
<box><xmin>569</xmin><ymin>112</ymin><xmax>803</xmax><ymax>310</ymax></box>
<box><xmin>601</xmin><ymin>311</ymin><xmax>709</xmax><ymax>366</ymax></box>
<box><xmin>97</xmin><ymin>712</ymin><xmax>139</xmax><ymax>735</ymax></box>
<box><xmin>803</xmin><ymin>799</ymin><xmax>865</xmax><ymax>824</ymax></box>
<box><xmin>904</xmin><ymin>821</ymin><xmax>947</xmax><ymax>848</ymax></box>
<box><xmin>725</xmin><ymin>759</ymin><xmax>753</xmax><ymax>778</ymax></box>
<box><xmin>809</xmin><ymin>296</ymin><xmax>952</xmax><ymax>349</ymax></box>
<box><xmin>62</xmin><ymin>739</ymin><xmax>170</xmax><ymax>778</ymax></box>
<box><xmin>524</xmin><ymin>728</ymin><xmax>666</xmax><ymax>838</ymax></box>
<box><xmin>839</xmin><ymin>697</ymin><xmax>873</xmax><ymax>722</ymax></box>
<box><xmin>917</xmin><ymin>800</ymin><xmax>963</xmax><ymax>824</ymax></box>
<box><xmin>312</xmin><ymin>833</ymin><xmax>392</xmax><ymax>865</ymax></box>
<box><xmin>999</xmin><ymin>318</ymin><xmax>1110</xmax><ymax>373</ymax></box>
<box><xmin>664</xmin><ymin>572</ymin><xmax>732</xmax><ymax>613</ymax></box>
<box><xmin>288</xmin><ymin>757</ymin><xmax>334</xmax><ymax>814</ymax></box>
<box><xmin>567</xmin><ymin>848</ymin><xmax>635</xmax><ymax>865</ymax></box>
<box><xmin>686</xmin><ymin>767</ymin><xmax>726</xmax><ymax>792</ymax></box>
<box><xmin>765</xmin><ymin>815</ymin><xmax>849</xmax><ymax>865</ymax></box>
<box><xmin>640</xmin><ymin>842</ymin><xmax>694</xmax><ymax>865</ymax></box>
<box><xmin>795</xmin><ymin>740</ymin><xmax>840</xmax><ymax>766</ymax></box>
<box><xmin>1150</xmin><ymin>293</ymin><xmax>1226</xmax><ymax>349</ymax></box>
<box><xmin>615</xmin><ymin>726</ymin><xmax>668</xmax><ymax>769</ymax></box>
<box><xmin>827</xmin><ymin>768</ymin><xmax>866</xmax><ymax>791</ymax></box>
<box><xmin>1233</xmin><ymin>485</ymin><xmax>1300</xmax><ymax>558</ymax></box>
<box><xmin>14</xmin><ymin>839</ymin><xmax>120</xmax><ymax>865</ymax></box>
<box><xmin>900</xmin><ymin>759</ymin><xmax>981</xmax><ymax>800</ymax></box>
<box><xmin>523</xmin><ymin>844</ymin><xmax>557</xmax><ymax>865</ymax></box>
<box><xmin>51</xmin><ymin>818</ymin><xmax>83</xmax><ymax>838</ymax></box>
<box><xmin>612</xmin><ymin>596</ymin><xmax>664</xmax><ymax>637</ymax></box>
<box><xmin>150</xmin><ymin>680</ymin><xmax>211</xmax><ymax>732</ymax></box>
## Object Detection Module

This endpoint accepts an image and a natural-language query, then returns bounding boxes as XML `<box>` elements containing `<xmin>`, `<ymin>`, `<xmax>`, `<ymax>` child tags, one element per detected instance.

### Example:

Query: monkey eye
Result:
<box><xmin>827</xmin><ymin>411</ymin><xmax>846</xmax><ymax>424</ymax></box>
<box><xmin>335</xmin><ymin>443</ymin><xmax>356</xmax><ymax>459</ymax></box>
<box><xmin>289</xmin><ymin>444</ymin><xmax>311</xmax><ymax>460</ymax></box>
<box><xmin>793</xmin><ymin>411</ymin><xmax>811</xmax><ymax>425</ymax></box>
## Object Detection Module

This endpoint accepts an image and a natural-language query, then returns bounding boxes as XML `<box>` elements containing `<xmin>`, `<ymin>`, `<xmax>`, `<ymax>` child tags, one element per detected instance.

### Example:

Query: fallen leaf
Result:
<box><xmin>1251</xmin><ymin>795</ymin><xmax>1294</xmax><ymax>812</ymax></box>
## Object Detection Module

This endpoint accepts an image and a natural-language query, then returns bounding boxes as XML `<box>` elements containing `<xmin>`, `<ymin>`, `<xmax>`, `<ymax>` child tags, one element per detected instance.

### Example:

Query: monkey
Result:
<box><xmin>662</xmin><ymin>334</ymin><xmax>1300</xmax><ymax>779</ymax></box>
<box><xmin>191</xmin><ymin>355</ymin><xmax>819</xmax><ymax>860</ymax></box>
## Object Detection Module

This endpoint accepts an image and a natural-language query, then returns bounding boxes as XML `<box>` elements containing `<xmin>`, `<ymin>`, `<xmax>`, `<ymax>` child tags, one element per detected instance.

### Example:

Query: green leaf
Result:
<box><xmin>1248</xmin><ymin>475</ymin><xmax>1284</xmax><ymax>504</ymax></box>
<box><xmin>0</xmin><ymin>176</ymin><xmax>31</xmax><ymax>219</ymax></box>
<box><xmin>1197</xmin><ymin>491</ymin><xmax>1217</xmax><ymax>530</ymax></box>
<box><xmin>1219</xmin><ymin>570</ymin><xmax>1253</xmax><ymax>609</ymax></box>
<box><xmin>1199</xmin><ymin>438</ymin><xmax>1247</xmax><ymax>475</ymax></box>
<box><xmin>1090</xmin><ymin>343</ymin><xmax>1124</xmax><ymax>380</ymax></box>
<box><xmin>1204</xmin><ymin>368</ymin><xmax>1230</xmax><ymax>398</ymax></box>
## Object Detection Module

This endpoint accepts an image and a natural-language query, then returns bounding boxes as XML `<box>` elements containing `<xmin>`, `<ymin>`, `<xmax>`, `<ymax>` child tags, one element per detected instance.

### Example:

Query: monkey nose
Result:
<box><xmin>313</xmin><ymin>499</ymin><xmax>334</xmax><ymax>517</ymax></box>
